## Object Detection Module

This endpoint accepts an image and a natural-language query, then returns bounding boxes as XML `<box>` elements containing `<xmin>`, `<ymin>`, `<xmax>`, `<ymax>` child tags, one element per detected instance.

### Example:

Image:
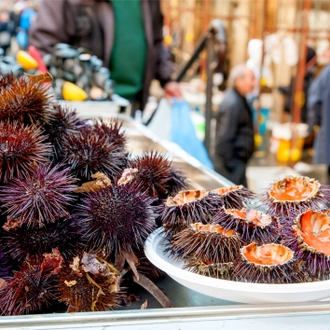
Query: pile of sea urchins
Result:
<box><xmin>163</xmin><ymin>177</ymin><xmax>330</xmax><ymax>284</ymax></box>
<box><xmin>0</xmin><ymin>73</ymin><xmax>189</xmax><ymax>315</ymax></box>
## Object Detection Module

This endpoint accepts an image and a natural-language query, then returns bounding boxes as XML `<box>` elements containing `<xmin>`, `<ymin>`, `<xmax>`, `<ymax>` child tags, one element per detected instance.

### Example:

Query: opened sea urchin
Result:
<box><xmin>161</xmin><ymin>190</ymin><xmax>223</xmax><ymax>238</ymax></box>
<box><xmin>282</xmin><ymin>209</ymin><xmax>330</xmax><ymax>280</ymax></box>
<box><xmin>170</xmin><ymin>223</ymin><xmax>242</xmax><ymax>264</ymax></box>
<box><xmin>212</xmin><ymin>208</ymin><xmax>281</xmax><ymax>244</ymax></box>
<box><xmin>263</xmin><ymin>176</ymin><xmax>330</xmax><ymax>217</ymax></box>
<box><xmin>232</xmin><ymin>242</ymin><xmax>306</xmax><ymax>283</ymax></box>
<box><xmin>210</xmin><ymin>185</ymin><xmax>255</xmax><ymax>209</ymax></box>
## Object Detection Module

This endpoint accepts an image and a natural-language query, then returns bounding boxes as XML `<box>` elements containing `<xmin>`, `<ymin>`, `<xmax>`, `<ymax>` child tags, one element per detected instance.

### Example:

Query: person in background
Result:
<box><xmin>307</xmin><ymin>63</ymin><xmax>330</xmax><ymax>183</ymax></box>
<box><xmin>0</xmin><ymin>10</ymin><xmax>14</xmax><ymax>55</ymax></box>
<box><xmin>213</xmin><ymin>64</ymin><xmax>256</xmax><ymax>186</ymax></box>
<box><xmin>29</xmin><ymin>0</ymin><xmax>182</xmax><ymax>113</ymax></box>
<box><xmin>278</xmin><ymin>46</ymin><xmax>317</xmax><ymax>124</ymax></box>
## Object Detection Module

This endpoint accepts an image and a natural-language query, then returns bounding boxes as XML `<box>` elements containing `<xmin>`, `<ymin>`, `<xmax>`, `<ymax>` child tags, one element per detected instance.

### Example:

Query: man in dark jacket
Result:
<box><xmin>307</xmin><ymin>64</ymin><xmax>330</xmax><ymax>181</ymax></box>
<box><xmin>29</xmin><ymin>0</ymin><xmax>181</xmax><ymax>111</ymax></box>
<box><xmin>213</xmin><ymin>64</ymin><xmax>256</xmax><ymax>186</ymax></box>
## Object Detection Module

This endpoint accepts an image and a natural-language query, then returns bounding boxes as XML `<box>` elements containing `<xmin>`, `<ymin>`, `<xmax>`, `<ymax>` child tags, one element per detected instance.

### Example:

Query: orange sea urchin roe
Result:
<box><xmin>295</xmin><ymin>210</ymin><xmax>330</xmax><ymax>257</ymax></box>
<box><xmin>242</xmin><ymin>242</ymin><xmax>293</xmax><ymax>266</ymax></box>
<box><xmin>225</xmin><ymin>208</ymin><xmax>247</xmax><ymax>219</ymax></box>
<box><xmin>212</xmin><ymin>186</ymin><xmax>241</xmax><ymax>196</ymax></box>
<box><xmin>166</xmin><ymin>190</ymin><xmax>208</xmax><ymax>207</ymax></box>
<box><xmin>191</xmin><ymin>223</ymin><xmax>234</xmax><ymax>237</ymax></box>
<box><xmin>269</xmin><ymin>176</ymin><xmax>320</xmax><ymax>202</ymax></box>
<box><xmin>225</xmin><ymin>208</ymin><xmax>272</xmax><ymax>227</ymax></box>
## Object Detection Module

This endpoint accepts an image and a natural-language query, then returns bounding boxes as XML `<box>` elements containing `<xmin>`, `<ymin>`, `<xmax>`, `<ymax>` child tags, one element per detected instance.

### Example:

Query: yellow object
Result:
<box><xmin>164</xmin><ymin>35</ymin><xmax>172</xmax><ymax>46</ymax></box>
<box><xmin>16</xmin><ymin>50</ymin><xmax>38</xmax><ymax>70</ymax></box>
<box><xmin>276</xmin><ymin>138</ymin><xmax>304</xmax><ymax>163</ymax></box>
<box><xmin>254</xmin><ymin>134</ymin><xmax>263</xmax><ymax>148</ymax></box>
<box><xmin>62</xmin><ymin>82</ymin><xmax>88</xmax><ymax>101</ymax></box>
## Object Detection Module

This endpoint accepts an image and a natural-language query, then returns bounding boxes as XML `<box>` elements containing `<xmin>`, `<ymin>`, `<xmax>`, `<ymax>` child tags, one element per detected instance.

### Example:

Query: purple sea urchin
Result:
<box><xmin>126</xmin><ymin>152</ymin><xmax>188</xmax><ymax>200</ymax></box>
<box><xmin>170</xmin><ymin>223</ymin><xmax>242</xmax><ymax>264</ymax></box>
<box><xmin>0</xmin><ymin>76</ymin><xmax>55</xmax><ymax>126</ymax></box>
<box><xmin>210</xmin><ymin>185</ymin><xmax>255</xmax><ymax>209</ymax></box>
<box><xmin>263</xmin><ymin>176</ymin><xmax>330</xmax><ymax>216</ymax></box>
<box><xmin>161</xmin><ymin>190</ymin><xmax>223</xmax><ymax>238</ymax></box>
<box><xmin>186</xmin><ymin>260</ymin><xmax>235</xmax><ymax>280</ymax></box>
<box><xmin>62</xmin><ymin>125</ymin><xmax>127</xmax><ymax>182</ymax></box>
<box><xmin>0</xmin><ymin>163</ymin><xmax>77</xmax><ymax>227</ymax></box>
<box><xmin>0</xmin><ymin>73</ymin><xmax>16</xmax><ymax>92</ymax></box>
<box><xmin>56</xmin><ymin>252</ymin><xmax>122</xmax><ymax>312</ymax></box>
<box><xmin>212</xmin><ymin>208</ymin><xmax>281</xmax><ymax>244</ymax></box>
<box><xmin>79</xmin><ymin>183</ymin><xmax>156</xmax><ymax>256</ymax></box>
<box><xmin>44</xmin><ymin>103</ymin><xmax>88</xmax><ymax>160</ymax></box>
<box><xmin>0</xmin><ymin>252</ymin><xmax>11</xmax><ymax>278</ymax></box>
<box><xmin>232</xmin><ymin>242</ymin><xmax>306</xmax><ymax>283</ymax></box>
<box><xmin>0</xmin><ymin>249</ymin><xmax>63</xmax><ymax>316</ymax></box>
<box><xmin>92</xmin><ymin>118</ymin><xmax>127</xmax><ymax>152</ymax></box>
<box><xmin>282</xmin><ymin>209</ymin><xmax>330</xmax><ymax>280</ymax></box>
<box><xmin>2</xmin><ymin>215</ymin><xmax>83</xmax><ymax>261</ymax></box>
<box><xmin>0</xmin><ymin>121</ymin><xmax>51</xmax><ymax>183</ymax></box>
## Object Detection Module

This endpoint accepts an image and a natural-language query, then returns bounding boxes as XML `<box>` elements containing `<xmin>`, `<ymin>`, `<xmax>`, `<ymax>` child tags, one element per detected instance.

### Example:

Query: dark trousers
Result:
<box><xmin>213</xmin><ymin>155</ymin><xmax>248</xmax><ymax>187</ymax></box>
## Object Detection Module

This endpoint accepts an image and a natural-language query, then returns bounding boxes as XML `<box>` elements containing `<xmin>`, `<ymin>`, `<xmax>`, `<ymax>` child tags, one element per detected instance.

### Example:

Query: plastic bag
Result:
<box><xmin>147</xmin><ymin>98</ymin><xmax>214</xmax><ymax>169</ymax></box>
<box><xmin>146</xmin><ymin>98</ymin><xmax>171</xmax><ymax>140</ymax></box>
<box><xmin>170</xmin><ymin>99</ymin><xmax>214</xmax><ymax>169</ymax></box>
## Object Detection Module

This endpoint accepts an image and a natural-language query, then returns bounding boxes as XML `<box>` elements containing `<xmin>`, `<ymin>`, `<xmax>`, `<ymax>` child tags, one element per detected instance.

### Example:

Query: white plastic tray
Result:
<box><xmin>144</xmin><ymin>228</ymin><xmax>330</xmax><ymax>304</ymax></box>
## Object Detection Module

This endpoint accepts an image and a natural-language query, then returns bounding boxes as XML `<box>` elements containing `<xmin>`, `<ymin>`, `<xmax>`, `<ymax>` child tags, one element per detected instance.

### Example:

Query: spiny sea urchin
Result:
<box><xmin>210</xmin><ymin>185</ymin><xmax>255</xmax><ymax>209</ymax></box>
<box><xmin>0</xmin><ymin>249</ymin><xmax>63</xmax><ymax>316</ymax></box>
<box><xmin>281</xmin><ymin>209</ymin><xmax>330</xmax><ymax>280</ymax></box>
<box><xmin>185</xmin><ymin>259</ymin><xmax>235</xmax><ymax>280</ymax></box>
<box><xmin>232</xmin><ymin>242</ymin><xmax>306</xmax><ymax>283</ymax></box>
<box><xmin>0</xmin><ymin>163</ymin><xmax>77</xmax><ymax>228</ymax></box>
<box><xmin>170</xmin><ymin>223</ymin><xmax>242</xmax><ymax>264</ymax></box>
<box><xmin>56</xmin><ymin>252</ymin><xmax>122</xmax><ymax>312</ymax></box>
<box><xmin>2</xmin><ymin>215</ymin><xmax>83</xmax><ymax>261</ymax></box>
<box><xmin>92</xmin><ymin>118</ymin><xmax>127</xmax><ymax>152</ymax></box>
<box><xmin>263</xmin><ymin>176</ymin><xmax>330</xmax><ymax>216</ymax></box>
<box><xmin>0</xmin><ymin>121</ymin><xmax>52</xmax><ymax>183</ymax></box>
<box><xmin>0</xmin><ymin>76</ymin><xmax>55</xmax><ymax>126</ymax></box>
<box><xmin>0</xmin><ymin>252</ymin><xmax>11</xmax><ymax>278</ymax></box>
<box><xmin>212</xmin><ymin>208</ymin><xmax>281</xmax><ymax>244</ymax></box>
<box><xmin>125</xmin><ymin>152</ymin><xmax>188</xmax><ymax>200</ymax></box>
<box><xmin>61</xmin><ymin>125</ymin><xmax>127</xmax><ymax>182</ymax></box>
<box><xmin>161</xmin><ymin>189</ymin><xmax>223</xmax><ymax>238</ymax></box>
<box><xmin>79</xmin><ymin>183</ymin><xmax>156</xmax><ymax>256</ymax></box>
<box><xmin>44</xmin><ymin>103</ymin><xmax>88</xmax><ymax>160</ymax></box>
<box><xmin>0</xmin><ymin>73</ymin><xmax>16</xmax><ymax>92</ymax></box>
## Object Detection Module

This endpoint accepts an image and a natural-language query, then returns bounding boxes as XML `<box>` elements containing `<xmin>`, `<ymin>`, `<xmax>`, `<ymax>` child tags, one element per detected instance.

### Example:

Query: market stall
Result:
<box><xmin>2</xmin><ymin>100</ymin><xmax>330</xmax><ymax>330</ymax></box>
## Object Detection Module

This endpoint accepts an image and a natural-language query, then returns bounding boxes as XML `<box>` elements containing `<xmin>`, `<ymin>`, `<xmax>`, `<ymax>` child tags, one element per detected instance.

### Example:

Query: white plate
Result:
<box><xmin>144</xmin><ymin>227</ymin><xmax>330</xmax><ymax>304</ymax></box>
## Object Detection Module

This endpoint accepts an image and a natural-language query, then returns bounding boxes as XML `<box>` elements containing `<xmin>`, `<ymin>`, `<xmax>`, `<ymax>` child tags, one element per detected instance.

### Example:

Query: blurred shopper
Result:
<box><xmin>0</xmin><ymin>10</ymin><xmax>14</xmax><ymax>55</ymax></box>
<box><xmin>213</xmin><ymin>64</ymin><xmax>256</xmax><ymax>186</ymax></box>
<box><xmin>29</xmin><ymin>0</ymin><xmax>181</xmax><ymax>112</ymax></box>
<box><xmin>307</xmin><ymin>64</ymin><xmax>330</xmax><ymax>181</ymax></box>
<box><xmin>279</xmin><ymin>47</ymin><xmax>317</xmax><ymax>124</ymax></box>
<box><xmin>16</xmin><ymin>5</ymin><xmax>36</xmax><ymax>50</ymax></box>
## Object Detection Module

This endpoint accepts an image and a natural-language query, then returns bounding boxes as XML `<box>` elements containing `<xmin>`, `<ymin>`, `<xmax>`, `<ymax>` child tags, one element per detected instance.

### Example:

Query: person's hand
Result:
<box><xmin>163</xmin><ymin>81</ymin><xmax>183</xmax><ymax>99</ymax></box>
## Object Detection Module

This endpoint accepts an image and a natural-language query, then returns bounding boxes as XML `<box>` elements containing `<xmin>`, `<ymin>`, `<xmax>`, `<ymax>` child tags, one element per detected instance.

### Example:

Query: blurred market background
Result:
<box><xmin>0</xmin><ymin>0</ymin><xmax>329</xmax><ymax>190</ymax></box>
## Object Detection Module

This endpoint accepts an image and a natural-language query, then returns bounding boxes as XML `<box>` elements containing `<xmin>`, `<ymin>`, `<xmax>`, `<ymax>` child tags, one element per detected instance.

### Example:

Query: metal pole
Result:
<box><xmin>204</xmin><ymin>33</ymin><xmax>215</xmax><ymax>153</ymax></box>
<box><xmin>293</xmin><ymin>0</ymin><xmax>312</xmax><ymax>124</ymax></box>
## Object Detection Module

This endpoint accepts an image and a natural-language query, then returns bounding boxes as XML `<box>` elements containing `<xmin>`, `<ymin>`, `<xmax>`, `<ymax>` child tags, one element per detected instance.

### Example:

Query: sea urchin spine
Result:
<box><xmin>0</xmin><ymin>163</ymin><xmax>77</xmax><ymax>228</ymax></box>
